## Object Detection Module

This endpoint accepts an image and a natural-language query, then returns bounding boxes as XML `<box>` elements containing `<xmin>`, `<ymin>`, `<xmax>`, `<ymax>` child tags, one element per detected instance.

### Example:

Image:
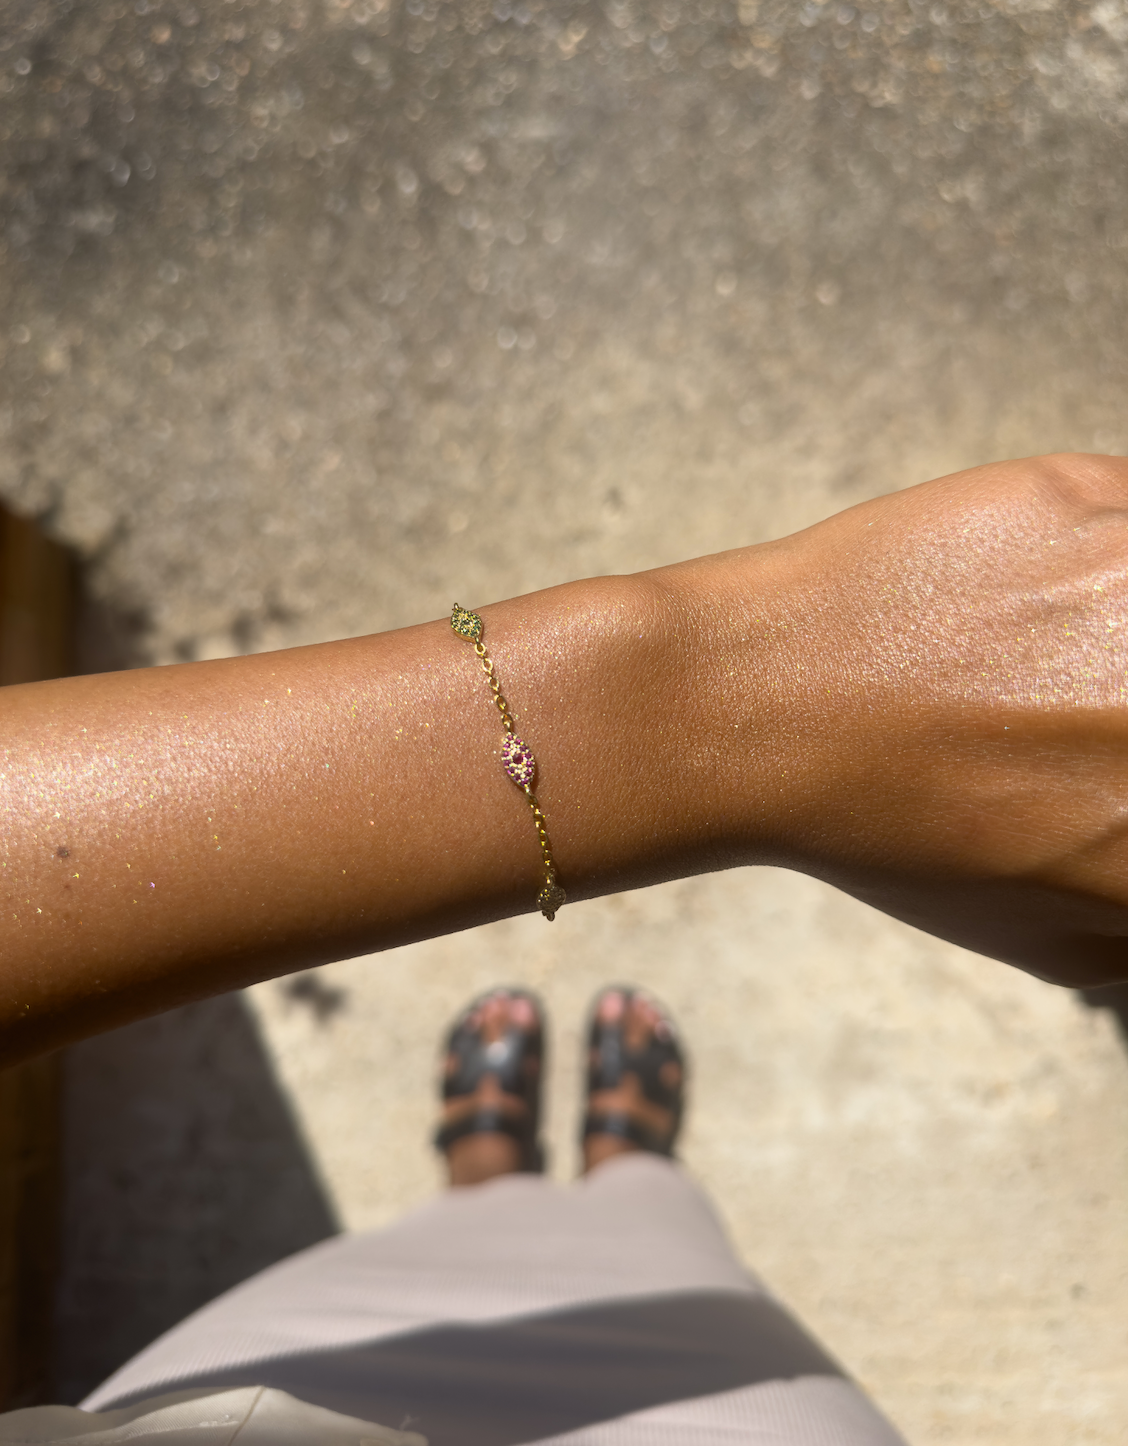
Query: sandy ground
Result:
<box><xmin>4</xmin><ymin>0</ymin><xmax>1128</xmax><ymax>1437</ymax></box>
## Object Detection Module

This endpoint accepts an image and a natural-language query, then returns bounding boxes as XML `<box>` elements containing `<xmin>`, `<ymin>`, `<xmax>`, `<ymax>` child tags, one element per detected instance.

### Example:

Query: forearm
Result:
<box><xmin>0</xmin><ymin>556</ymin><xmax>798</xmax><ymax>1063</ymax></box>
<box><xmin>7</xmin><ymin>452</ymin><xmax>1128</xmax><ymax>1068</ymax></box>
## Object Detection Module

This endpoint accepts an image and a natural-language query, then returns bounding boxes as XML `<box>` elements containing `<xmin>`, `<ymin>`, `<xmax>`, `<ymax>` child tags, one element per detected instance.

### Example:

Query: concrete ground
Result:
<box><xmin>3</xmin><ymin>0</ymin><xmax>1128</xmax><ymax>1438</ymax></box>
<box><xmin>246</xmin><ymin>884</ymin><xmax>1128</xmax><ymax>1445</ymax></box>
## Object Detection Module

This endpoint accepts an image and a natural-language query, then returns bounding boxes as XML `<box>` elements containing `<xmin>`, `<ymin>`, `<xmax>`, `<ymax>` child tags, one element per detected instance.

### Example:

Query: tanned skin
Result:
<box><xmin>3</xmin><ymin>454</ymin><xmax>1128</xmax><ymax>1066</ymax></box>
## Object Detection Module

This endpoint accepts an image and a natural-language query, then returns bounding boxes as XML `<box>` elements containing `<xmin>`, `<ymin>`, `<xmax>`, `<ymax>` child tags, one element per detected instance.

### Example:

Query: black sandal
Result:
<box><xmin>434</xmin><ymin>987</ymin><xmax>546</xmax><ymax>1173</ymax></box>
<box><xmin>583</xmin><ymin>985</ymin><xmax>685</xmax><ymax>1157</ymax></box>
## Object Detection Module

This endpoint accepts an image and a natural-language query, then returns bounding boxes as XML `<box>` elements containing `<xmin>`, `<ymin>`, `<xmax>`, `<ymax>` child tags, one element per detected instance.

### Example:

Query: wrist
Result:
<box><xmin>484</xmin><ymin>536</ymin><xmax>822</xmax><ymax>905</ymax></box>
<box><xmin>641</xmin><ymin>535</ymin><xmax>830</xmax><ymax>877</ymax></box>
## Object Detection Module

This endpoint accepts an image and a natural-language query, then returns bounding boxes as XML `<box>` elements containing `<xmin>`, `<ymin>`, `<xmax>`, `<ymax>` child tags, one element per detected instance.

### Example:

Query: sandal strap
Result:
<box><xmin>442</xmin><ymin>1025</ymin><xmax>530</xmax><ymax>1099</ymax></box>
<box><xmin>583</xmin><ymin>986</ymin><xmax>685</xmax><ymax>1157</ymax></box>
<box><xmin>587</xmin><ymin>987</ymin><xmax>684</xmax><ymax>1111</ymax></box>
<box><xmin>582</xmin><ymin>1110</ymin><xmax>675</xmax><ymax>1158</ymax></box>
<box><xmin>434</xmin><ymin>1107</ymin><xmax>530</xmax><ymax>1153</ymax></box>
<box><xmin>590</xmin><ymin>1034</ymin><xmax>682</xmax><ymax>1111</ymax></box>
<box><xmin>435</xmin><ymin>987</ymin><xmax>545</xmax><ymax>1172</ymax></box>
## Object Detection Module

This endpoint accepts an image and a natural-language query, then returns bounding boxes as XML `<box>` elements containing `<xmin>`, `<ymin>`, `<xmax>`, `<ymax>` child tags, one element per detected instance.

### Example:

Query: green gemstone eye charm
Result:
<box><xmin>450</xmin><ymin>604</ymin><xmax>483</xmax><ymax>642</ymax></box>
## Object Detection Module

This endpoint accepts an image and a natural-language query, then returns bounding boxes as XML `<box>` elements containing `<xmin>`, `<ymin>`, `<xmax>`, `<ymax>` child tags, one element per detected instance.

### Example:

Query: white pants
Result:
<box><xmin>81</xmin><ymin>1155</ymin><xmax>907</xmax><ymax>1446</ymax></box>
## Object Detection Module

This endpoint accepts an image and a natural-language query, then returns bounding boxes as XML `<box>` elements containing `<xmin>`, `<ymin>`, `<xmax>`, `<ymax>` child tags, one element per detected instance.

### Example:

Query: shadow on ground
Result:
<box><xmin>54</xmin><ymin>993</ymin><xmax>339</xmax><ymax>1404</ymax></box>
<box><xmin>1079</xmin><ymin>984</ymin><xmax>1128</xmax><ymax>1051</ymax></box>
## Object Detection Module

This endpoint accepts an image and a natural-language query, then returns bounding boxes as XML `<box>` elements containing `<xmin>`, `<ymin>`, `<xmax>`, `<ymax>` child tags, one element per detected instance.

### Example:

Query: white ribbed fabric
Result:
<box><xmin>528</xmin><ymin>1378</ymin><xmax>908</xmax><ymax>1446</ymax></box>
<box><xmin>80</xmin><ymin>1157</ymin><xmax>906</xmax><ymax>1446</ymax></box>
<box><xmin>0</xmin><ymin>1388</ymin><xmax>424</xmax><ymax>1446</ymax></box>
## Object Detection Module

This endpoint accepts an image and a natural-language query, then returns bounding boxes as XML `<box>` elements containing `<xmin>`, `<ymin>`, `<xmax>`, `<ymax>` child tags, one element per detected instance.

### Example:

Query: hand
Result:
<box><xmin>689</xmin><ymin>453</ymin><xmax>1128</xmax><ymax>987</ymax></box>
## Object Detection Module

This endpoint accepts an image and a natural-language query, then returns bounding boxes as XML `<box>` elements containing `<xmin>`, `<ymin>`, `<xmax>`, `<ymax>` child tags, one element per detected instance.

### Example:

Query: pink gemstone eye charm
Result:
<box><xmin>501</xmin><ymin>733</ymin><xmax>536</xmax><ymax>788</ymax></box>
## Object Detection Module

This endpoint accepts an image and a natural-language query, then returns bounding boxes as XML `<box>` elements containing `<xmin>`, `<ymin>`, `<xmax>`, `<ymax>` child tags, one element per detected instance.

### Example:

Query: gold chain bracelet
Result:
<box><xmin>451</xmin><ymin>604</ymin><xmax>566</xmax><ymax>921</ymax></box>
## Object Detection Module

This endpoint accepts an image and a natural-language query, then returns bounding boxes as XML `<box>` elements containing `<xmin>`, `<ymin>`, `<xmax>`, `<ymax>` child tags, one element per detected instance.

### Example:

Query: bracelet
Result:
<box><xmin>451</xmin><ymin>604</ymin><xmax>566</xmax><ymax>921</ymax></box>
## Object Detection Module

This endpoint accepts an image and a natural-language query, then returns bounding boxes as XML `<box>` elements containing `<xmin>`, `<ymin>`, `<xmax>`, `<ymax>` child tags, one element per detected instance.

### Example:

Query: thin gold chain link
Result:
<box><xmin>474</xmin><ymin>641</ymin><xmax>517</xmax><ymax>733</ymax></box>
<box><xmin>452</xmin><ymin>604</ymin><xmax>566</xmax><ymax>921</ymax></box>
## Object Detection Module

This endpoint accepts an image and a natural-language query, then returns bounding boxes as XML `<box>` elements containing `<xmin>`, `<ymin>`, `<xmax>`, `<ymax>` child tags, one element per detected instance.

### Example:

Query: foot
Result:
<box><xmin>582</xmin><ymin>986</ymin><xmax>685</xmax><ymax>1173</ymax></box>
<box><xmin>435</xmin><ymin>988</ymin><xmax>545</xmax><ymax>1188</ymax></box>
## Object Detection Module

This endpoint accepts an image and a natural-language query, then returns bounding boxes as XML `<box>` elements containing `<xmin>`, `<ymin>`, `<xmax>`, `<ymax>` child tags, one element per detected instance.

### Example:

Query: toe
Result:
<box><xmin>597</xmin><ymin>988</ymin><xmax>626</xmax><ymax>1023</ymax></box>
<box><xmin>510</xmin><ymin>993</ymin><xmax>537</xmax><ymax>1029</ymax></box>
